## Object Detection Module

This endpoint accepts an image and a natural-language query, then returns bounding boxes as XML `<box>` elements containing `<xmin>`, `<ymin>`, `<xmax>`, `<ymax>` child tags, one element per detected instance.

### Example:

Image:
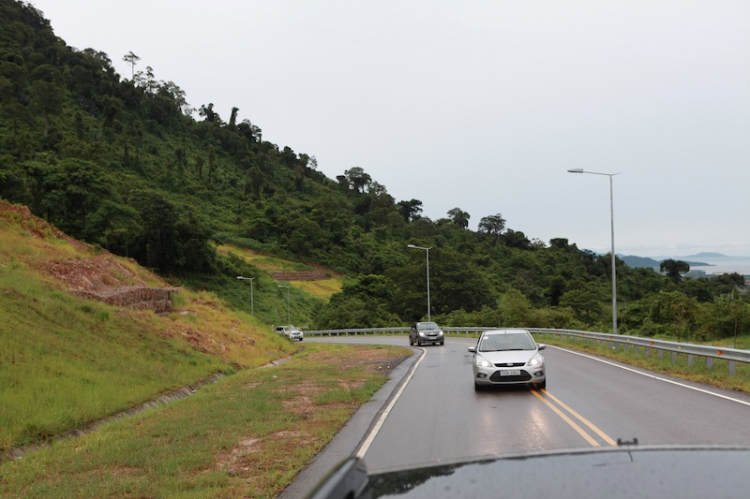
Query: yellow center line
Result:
<box><xmin>530</xmin><ymin>389</ymin><xmax>600</xmax><ymax>447</ymax></box>
<box><xmin>541</xmin><ymin>390</ymin><xmax>618</xmax><ymax>447</ymax></box>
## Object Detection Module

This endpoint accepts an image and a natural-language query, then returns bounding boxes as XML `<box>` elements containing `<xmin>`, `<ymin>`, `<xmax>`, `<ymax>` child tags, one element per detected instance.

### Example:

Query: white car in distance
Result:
<box><xmin>275</xmin><ymin>325</ymin><xmax>304</xmax><ymax>341</ymax></box>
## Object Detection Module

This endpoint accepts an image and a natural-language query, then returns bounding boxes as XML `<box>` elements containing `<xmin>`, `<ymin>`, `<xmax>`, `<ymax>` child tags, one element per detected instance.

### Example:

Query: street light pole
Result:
<box><xmin>407</xmin><ymin>244</ymin><xmax>432</xmax><ymax>321</ymax></box>
<box><xmin>567</xmin><ymin>168</ymin><xmax>620</xmax><ymax>334</ymax></box>
<box><xmin>278</xmin><ymin>285</ymin><xmax>290</xmax><ymax>323</ymax></box>
<box><xmin>236</xmin><ymin>276</ymin><xmax>255</xmax><ymax>316</ymax></box>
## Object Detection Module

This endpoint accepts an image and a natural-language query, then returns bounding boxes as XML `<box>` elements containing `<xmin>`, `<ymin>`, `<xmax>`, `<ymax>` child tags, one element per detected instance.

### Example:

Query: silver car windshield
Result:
<box><xmin>417</xmin><ymin>322</ymin><xmax>439</xmax><ymax>331</ymax></box>
<box><xmin>479</xmin><ymin>334</ymin><xmax>536</xmax><ymax>352</ymax></box>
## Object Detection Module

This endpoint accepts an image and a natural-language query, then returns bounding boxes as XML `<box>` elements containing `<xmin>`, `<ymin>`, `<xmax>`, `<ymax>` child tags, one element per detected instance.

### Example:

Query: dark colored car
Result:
<box><xmin>408</xmin><ymin>321</ymin><xmax>444</xmax><ymax>346</ymax></box>
<box><xmin>307</xmin><ymin>445</ymin><xmax>750</xmax><ymax>499</ymax></box>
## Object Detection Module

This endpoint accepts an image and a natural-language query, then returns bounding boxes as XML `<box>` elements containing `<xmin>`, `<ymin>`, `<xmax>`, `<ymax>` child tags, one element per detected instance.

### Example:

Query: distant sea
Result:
<box><xmin>621</xmin><ymin>253</ymin><xmax>750</xmax><ymax>276</ymax></box>
<box><xmin>686</xmin><ymin>255</ymin><xmax>750</xmax><ymax>276</ymax></box>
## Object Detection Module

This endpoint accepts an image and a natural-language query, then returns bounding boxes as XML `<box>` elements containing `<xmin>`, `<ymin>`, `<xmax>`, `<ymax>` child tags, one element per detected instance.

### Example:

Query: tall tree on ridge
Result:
<box><xmin>123</xmin><ymin>51</ymin><xmax>140</xmax><ymax>79</ymax></box>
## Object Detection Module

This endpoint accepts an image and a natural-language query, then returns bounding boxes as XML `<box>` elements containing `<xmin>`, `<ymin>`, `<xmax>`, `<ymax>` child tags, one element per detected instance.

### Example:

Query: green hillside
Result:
<box><xmin>0</xmin><ymin>201</ymin><xmax>412</xmax><ymax>497</ymax></box>
<box><xmin>1</xmin><ymin>0</ymin><xmax>748</xmax><ymax>338</ymax></box>
<box><xmin>0</xmin><ymin>201</ymin><xmax>299</xmax><ymax>453</ymax></box>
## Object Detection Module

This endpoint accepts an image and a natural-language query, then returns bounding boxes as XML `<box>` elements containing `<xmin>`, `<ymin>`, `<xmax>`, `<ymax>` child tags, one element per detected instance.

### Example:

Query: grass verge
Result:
<box><xmin>0</xmin><ymin>258</ymin><xmax>295</xmax><ymax>454</ymax></box>
<box><xmin>0</xmin><ymin>343</ymin><xmax>412</xmax><ymax>498</ymax></box>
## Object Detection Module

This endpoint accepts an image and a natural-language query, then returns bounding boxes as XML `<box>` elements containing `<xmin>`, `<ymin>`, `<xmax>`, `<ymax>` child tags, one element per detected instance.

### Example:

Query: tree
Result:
<box><xmin>429</xmin><ymin>249</ymin><xmax>495</xmax><ymax>315</ymax></box>
<box><xmin>447</xmin><ymin>207</ymin><xmax>470</xmax><ymax>229</ymax></box>
<box><xmin>479</xmin><ymin>213</ymin><xmax>506</xmax><ymax>245</ymax></box>
<box><xmin>703</xmin><ymin>293</ymin><xmax>750</xmax><ymax>345</ymax></box>
<box><xmin>134</xmin><ymin>65</ymin><xmax>156</xmax><ymax>93</ymax></box>
<box><xmin>504</xmin><ymin>229</ymin><xmax>530</xmax><ymax>249</ymax></box>
<box><xmin>498</xmin><ymin>289</ymin><xmax>533</xmax><ymax>327</ymax></box>
<box><xmin>40</xmin><ymin>159</ymin><xmax>113</xmax><ymax>237</ymax></box>
<box><xmin>0</xmin><ymin>51</ymin><xmax>31</xmax><ymax>138</ymax></box>
<box><xmin>238</xmin><ymin>119</ymin><xmax>261</xmax><ymax>142</ymax></box>
<box><xmin>130</xmin><ymin>191</ymin><xmax>180</xmax><ymax>272</ymax></box>
<box><xmin>344</xmin><ymin>167</ymin><xmax>371</xmax><ymax>193</ymax></box>
<box><xmin>32</xmin><ymin>79</ymin><xmax>62</xmax><ymax>139</ymax></box>
<box><xmin>245</xmin><ymin>165</ymin><xmax>265</xmax><ymax>199</ymax></box>
<box><xmin>648</xmin><ymin>290</ymin><xmax>697</xmax><ymax>340</ymax></box>
<box><xmin>198</xmin><ymin>103</ymin><xmax>219</xmax><ymax>123</ymax></box>
<box><xmin>122</xmin><ymin>51</ymin><xmax>140</xmax><ymax>79</ymax></box>
<box><xmin>100</xmin><ymin>95</ymin><xmax>124</xmax><ymax>128</ymax></box>
<box><xmin>397</xmin><ymin>199</ymin><xmax>423</xmax><ymax>222</ymax></box>
<box><xmin>660</xmin><ymin>259</ymin><xmax>690</xmax><ymax>282</ymax></box>
<box><xmin>229</xmin><ymin>107</ymin><xmax>239</xmax><ymax>128</ymax></box>
<box><xmin>160</xmin><ymin>81</ymin><xmax>190</xmax><ymax>115</ymax></box>
<box><xmin>559</xmin><ymin>288</ymin><xmax>603</xmax><ymax>324</ymax></box>
<box><xmin>30</xmin><ymin>65</ymin><xmax>63</xmax><ymax>139</ymax></box>
<box><xmin>548</xmin><ymin>275</ymin><xmax>567</xmax><ymax>306</ymax></box>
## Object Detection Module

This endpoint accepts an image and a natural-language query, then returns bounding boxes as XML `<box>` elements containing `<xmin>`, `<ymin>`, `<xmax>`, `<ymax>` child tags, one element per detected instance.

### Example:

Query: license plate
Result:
<box><xmin>500</xmin><ymin>370</ymin><xmax>521</xmax><ymax>376</ymax></box>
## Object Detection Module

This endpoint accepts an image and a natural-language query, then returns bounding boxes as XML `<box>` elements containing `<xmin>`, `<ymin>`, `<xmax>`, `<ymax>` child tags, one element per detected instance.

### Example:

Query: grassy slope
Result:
<box><xmin>290</xmin><ymin>278</ymin><xmax>343</xmax><ymax>302</ymax></box>
<box><xmin>218</xmin><ymin>244</ymin><xmax>343</xmax><ymax>303</ymax></box>
<box><xmin>0</xmin><ymin>203</ymin><xmax>298</xmax><ymax>453</ymax></box>
<box><xmin>0</xmin><ymin>204</ymin><xmax>409</xmax><ymax>498</ymax></box>
<box><xmin>0</xmin><ymin>343</ymin><xmax>411</xmax><ymax>498</ymax></box>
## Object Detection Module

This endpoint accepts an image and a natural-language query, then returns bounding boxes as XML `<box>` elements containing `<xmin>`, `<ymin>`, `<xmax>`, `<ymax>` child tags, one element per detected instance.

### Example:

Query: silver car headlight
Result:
<box><xmin>528</xmin><ymin>354</ymin><xmax>544</xmax><ymax>367</ymax></box>
<box><xmin>476</xmin><ymin>357</ymin><xmax>493</xmax><ymax>368</ymax></box>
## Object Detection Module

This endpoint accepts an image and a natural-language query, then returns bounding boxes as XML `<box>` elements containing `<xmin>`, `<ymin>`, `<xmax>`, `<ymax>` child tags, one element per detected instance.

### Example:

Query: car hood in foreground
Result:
<box><xmin>306</xmin><ymin>446</ymin><xmax>750</xmax><ymax>499</ymax></box>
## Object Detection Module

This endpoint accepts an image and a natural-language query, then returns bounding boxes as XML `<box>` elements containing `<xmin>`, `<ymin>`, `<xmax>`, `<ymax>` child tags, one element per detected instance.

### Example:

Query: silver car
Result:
<box><xmin>468</xmin><ymin>329</ymin><xmax>546</xmax><ymax>391</ymax></box>
<box><xmin>275</xmin><ymin>325</ymin><xmax>304</xmax><ymax>341</ymax></box>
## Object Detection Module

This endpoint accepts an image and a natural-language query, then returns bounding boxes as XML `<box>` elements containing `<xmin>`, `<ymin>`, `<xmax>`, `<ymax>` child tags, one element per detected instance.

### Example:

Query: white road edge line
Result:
<box><xmin>553</xmin><ymin>345</ymin><xmax>750</xmax><ymax>408</ymax></box>
<box><xmin>355</xmin><ymin>348</ymin><xmax>426</xmax><ymax>458</ymax></box>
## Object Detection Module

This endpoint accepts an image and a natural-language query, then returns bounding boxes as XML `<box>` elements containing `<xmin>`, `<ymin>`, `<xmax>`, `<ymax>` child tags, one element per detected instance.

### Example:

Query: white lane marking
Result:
<box><xmin>355</xmin><ymin>348</ymin><xmax>426</xmax><ymax>458</ymax></box>
<box><xmin>553</xmin><ymin>345</ymin><xmax>750</xmax><ymax>408</ymax></box>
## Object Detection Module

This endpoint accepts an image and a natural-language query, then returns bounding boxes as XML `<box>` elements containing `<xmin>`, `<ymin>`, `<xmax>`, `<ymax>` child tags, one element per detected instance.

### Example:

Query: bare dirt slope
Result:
<box><xmin>1</xmin><ymin>202</ymin><xmax>177</xmax><ymax>312</ymax></box>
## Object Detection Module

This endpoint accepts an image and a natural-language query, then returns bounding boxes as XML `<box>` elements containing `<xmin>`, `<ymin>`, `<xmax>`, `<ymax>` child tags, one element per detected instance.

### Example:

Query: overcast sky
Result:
<box><xmin>30</xmin><ymin>0</ymin><xmax>750</xmax><ymax>257</ymax></box>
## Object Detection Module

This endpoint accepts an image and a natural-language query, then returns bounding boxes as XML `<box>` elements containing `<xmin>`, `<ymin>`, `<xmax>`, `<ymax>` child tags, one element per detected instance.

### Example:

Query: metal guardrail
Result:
<box><xmin>305</xmin><ymin>327</ymin><xmax>410</xmax><ymax>336</ymax></box>
<box><xmin>304</xmin><ymin>326</ymin><xmax>491</xmax><ymax>336</ymax></box>
<box><xmin>528</xmin><ymin>328</ymin><xmax>750</xmax><ymax>377</ymax></box>
<box><xmin>304</xmin><ymin>327</ymin><xmax>750</xmax><ymax>376</ymax></box>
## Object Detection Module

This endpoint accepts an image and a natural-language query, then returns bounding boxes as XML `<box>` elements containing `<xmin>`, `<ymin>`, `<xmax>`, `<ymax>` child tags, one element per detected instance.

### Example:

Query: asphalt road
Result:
<box><xmin>281</xmin><ymin>335</ymin><xmax>750</xmax><ymax>496</ymax></box>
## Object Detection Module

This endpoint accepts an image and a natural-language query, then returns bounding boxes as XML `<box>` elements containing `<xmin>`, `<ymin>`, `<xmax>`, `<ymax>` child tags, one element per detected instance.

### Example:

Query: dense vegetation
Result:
<box><xmin>1</xmin><ymin>0</ymin><xmax>748</xmax><ymax>341</ymax></box>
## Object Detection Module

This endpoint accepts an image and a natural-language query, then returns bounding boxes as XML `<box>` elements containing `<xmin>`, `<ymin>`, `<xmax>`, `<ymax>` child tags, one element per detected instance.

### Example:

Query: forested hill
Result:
<box><xmin>1</xmin><ymin>0</ymin><xmax>747</xmax><ymax>336</ymax></box>
<box><xmin>0</xmin><ymin>0</ymin><xmax>356</xmax><ymax>274</ymax></box>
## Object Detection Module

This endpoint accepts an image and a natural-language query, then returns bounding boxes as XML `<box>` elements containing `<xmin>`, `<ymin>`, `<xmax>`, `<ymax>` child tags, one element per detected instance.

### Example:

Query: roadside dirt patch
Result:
<box><xmin>1</xmin><ymin>202</ymin><xmax>179</xmax><ymax>313</ymax></box>
<box><xmin>39</xmin><ymin>253</ymin><xmax>156</xmax><ymax>293</ymax></box>
<box><xmin>277</xmin><ymin>380</ymin><xmax>319</xmax><ymax>419</ymax></box>
<box><xmin>216</xmin><ymin>437</ymin><xmax>263</xmax><ymax>476</ymax></box>
<box><xmin>215</xmin><ymin>348</ymin><xmax>411</xmax><ymax>481</ymax></box>
<box><xmin>304</xmin><ymin>348</ymin><xmax>410</xmax><ymax>377</ymax></box>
